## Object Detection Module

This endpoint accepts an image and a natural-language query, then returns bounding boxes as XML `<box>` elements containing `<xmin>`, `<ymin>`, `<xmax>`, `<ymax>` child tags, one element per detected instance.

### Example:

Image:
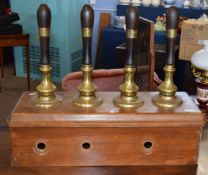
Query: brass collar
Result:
<box><xmin>126</xmin><ymin>29</ymin><xmax>137</xmax><ymax>39</ymax></box>
<box><xmin>166</xmin><ymin>29</ymin><xmax>177</xmax><ymax>39</ymax></box>
<box><xmin>82</xmin><ymin>28</ymin><xmax>92</xmax><ymax>38</ymax></box>
<box><xmin>39</xmin><ymin>28</ymin><xmax>50</xmax><ymax>37</ymax></box>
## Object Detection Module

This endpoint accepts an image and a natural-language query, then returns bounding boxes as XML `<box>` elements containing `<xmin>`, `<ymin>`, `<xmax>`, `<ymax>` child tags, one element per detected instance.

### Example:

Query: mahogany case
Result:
<box><xmin>8</xmin><ymin>92</ymin><xmax>206</xmax><ymax>167</ymax></box>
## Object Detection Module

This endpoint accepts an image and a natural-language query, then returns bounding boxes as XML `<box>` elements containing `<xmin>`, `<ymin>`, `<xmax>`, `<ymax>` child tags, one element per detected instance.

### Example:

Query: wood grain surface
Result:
<box><xmin>8</xmin><ymin>92</ymin><xmax>206</xmax><ymax>127</ymax></box>
<box><xmin>0</xmin><ymin>129</ymin><xmax>198</xmax><ymax>175</ymax></box>
<box><xmin>10</xmin><ymin>127</ymin><xmax>200</xmax><ymax>167</ymax></box>
<box><xmin>8</xmin><ymin>92</ymin><xmax>205</xmax><ymax>168</ymax></box>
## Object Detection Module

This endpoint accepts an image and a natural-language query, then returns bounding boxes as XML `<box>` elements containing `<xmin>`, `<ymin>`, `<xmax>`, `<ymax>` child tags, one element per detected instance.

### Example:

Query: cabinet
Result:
<box><xmin>8</xmin><ymin>91</ymin><xmax>205</xmax><ymax>174</ymax></box>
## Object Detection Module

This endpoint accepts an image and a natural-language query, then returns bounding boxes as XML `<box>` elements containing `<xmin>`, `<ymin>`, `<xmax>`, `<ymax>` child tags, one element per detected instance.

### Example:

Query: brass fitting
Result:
<box><xmin>34</xmin><ymin>65</ymin><xmax>63</xmax><ymax>108</ymax></box>
<box><xmin>201</xmin><ymin>70</ymin><xmax>208</xmax><ymax>85</ymax></box>
<box><xmin>192</xmin><ymin>66</ymin><xmax>208</xmax><ymax>84</ymax></box>
<box><xmin>192</xmin><ymin>66</ymin><xmax>201</xmax><ymax>78</ymax></box>
<box><xmin>113</xmin><ymin>65</ymin><xmax>143</xmax><ymax>108</ymax></box>
<box><xmin>152</xmin><ymin>65</ymin><xmax>182</xmax><ymax>109</ymax></box>
<box><xmin>73</xmin><ymin>64</ymin><xmax>102</xmax><ymax>108</ymax></box>
<box><xmin>158</xmin><ymin>65</ymin><xmax>177</xmax><ymax>96</ymax></box>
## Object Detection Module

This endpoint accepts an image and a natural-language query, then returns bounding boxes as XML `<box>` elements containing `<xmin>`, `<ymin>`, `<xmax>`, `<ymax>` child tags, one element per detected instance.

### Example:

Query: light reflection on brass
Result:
<box><xmin>39</xmin><ymin>28</ymin><xmax>50</xmax><ymax>37</ymax></box>
<box><xmin>192</xmin><ymin>66</ymin><xmax>208</xmax><ymax>85</ymax></box>
<box><xmin>33</xmin><ymin>65</ymin><xmax>63</xmax><ymax>108</ymax></box>
<box><xmin>166</xmin><ymin>29</ymin><xmax>177</xmax><ymax>39</ymax></box>
<box><xmin>158</xmin><ymin>65</ymin><xmax>177</xmax><ymax>96</ymax></box>
<box><xmin>126</xmin><ymin>29</ymin><xmax>138</xmax><ymax>39</ymax></box>
<box><xmin>152</xmin><ymin>94</ymin><xmax>182</xmax><ymax>109</ymax></box>
<box><xmin>152</xmin><ymin>65</ymin><xmax>182</xmax><ymax>109</ymax></box>
<box><xmin>73</xmin><ymin>64</ymin><xmax>102</xmax><ymax>108</ymax></box>
<box><xmin>192</xmin><ymin>66</ymin><xmax>202</xmax><ymax>78</ymax></box>
<box><xmin>113</xmin><ymin>65</ymin><xmax>143</xmax><ymax>108</ymax></box>
<box><xmin>201</xmin><ymin>71</ymin><xmax>208</xmax><ymax>84</ymax></box>
<box><xmin>82</xmin><ymin>28</ymin><xmax>92</xmax><ymax>38</ymax></box>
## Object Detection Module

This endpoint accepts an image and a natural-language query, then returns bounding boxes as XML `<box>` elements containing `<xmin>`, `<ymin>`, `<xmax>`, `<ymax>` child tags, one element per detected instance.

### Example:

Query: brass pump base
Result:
<box><xmin>114</xmin><ymin>65</ymin><xmax>143</xmax><ymax>109</ymax></box>
<box><xmin>73</xmin><ymin>95</ymin><xmax>102</xmax><ymax>108</ymax></box>
<box><xmin>152</xmin><ymin>94</ymin><xmax>182</xmax><ymax>109</ymax></box>
<box><xmin>152</xmin><ymin>65</ymin><xmax>182</xmax><ymax>109</ymax></box>
<box><xmin>73</xmin><ymin>65</ymin><xmax>102</xmax><ymax>108</ymax></box>
<box><xmin>33</xmin><ymin>65</ymin><xmax>63</xmax><ymax>108</ymax></box>
<box><xmin>34</xmin><ymin>94</ymin><xmax>63</xmax><ymax>108</ymax></box>
<box><xmin>114</xmin><ymin>95</ymin><xmax>143</xmax><ymax>109</ymax></box>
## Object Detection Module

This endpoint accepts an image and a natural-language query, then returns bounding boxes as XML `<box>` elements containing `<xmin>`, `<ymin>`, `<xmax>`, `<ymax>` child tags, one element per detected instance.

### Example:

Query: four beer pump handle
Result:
<box><xmin>125</xmin><ymin>6</ymin><xmax>139</xmax><ymax>65</ymax></box>
<box><xmin>81</xmin><ymin>5</ymin><xmax>94</xmax><ymax>65</ymax></box>
<box><xmin>37</xmin><ymin>4</ymin><xmax>51</xmax><ymax>65</ymax></box>
<box><xmin>166</xmin><ymin>6</ymin><xmax>179</xmax><ymax>65</ymax></box>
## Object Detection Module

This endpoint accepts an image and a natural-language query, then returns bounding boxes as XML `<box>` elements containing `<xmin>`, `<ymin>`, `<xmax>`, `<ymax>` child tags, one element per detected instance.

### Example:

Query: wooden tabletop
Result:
<box><xmin>8</xmin><ymin>92</ymin><xmax>206</xmax><ymax>127</ymax></box>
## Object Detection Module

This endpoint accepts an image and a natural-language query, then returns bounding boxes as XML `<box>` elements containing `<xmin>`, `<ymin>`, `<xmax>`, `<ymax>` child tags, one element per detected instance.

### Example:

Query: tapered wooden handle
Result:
<box><xmin>125</xmin><ymin>6</ymin><xmax>139</xmax><ymax>65</ymax></box>
<box><xmin>166</xmin><ymin>6</ymin><xmax>179</xmax><ymax>30</ymax></box>
<box><xmin>166</xmin><ymin>6</ymin><xmax>180</xmax><ymax>65</ymax></box>
<box><xmin>81</xmin><ymin>4</ymin><xmax>94</xmax><ymax>29</ymax></box>
<box><xmin>81</xmin><ymin>4</ymin><xmax>94</xmax><ymax>65</ymax></box>
<box><xmin>37</xmin><ymin>4</ymin><xmax>51</xmax><ymax>65</ymax></box>
<box><xmin>126</xmin><ymin>6</ymin><xmax>139</xmax><ymax>31</ymax></box>
<box><xmin>37</xmin><ymin>4</ymin><xmax>51</xmax><ymax>28</ymax></box>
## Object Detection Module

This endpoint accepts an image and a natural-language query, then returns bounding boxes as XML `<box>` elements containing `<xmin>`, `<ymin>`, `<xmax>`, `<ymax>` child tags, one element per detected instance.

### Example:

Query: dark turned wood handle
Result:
<box><xmin>125</xmin><ymin>6</ymin><xmax>139</xmax><ymax>65</ymax></box>
<box><xmin>81</xmin><ymin>4</ymin><xmax>94</xmax><ymax>65</ymax></box>
<box><xmin>37</xmin><ymin>4</ymin><xmax>51</xmax><ymax>65</ymax></box>
<box><xmin>166</xmin><ymin>6</ymin><xmax>179</xmax><ymax>65</ymax></box>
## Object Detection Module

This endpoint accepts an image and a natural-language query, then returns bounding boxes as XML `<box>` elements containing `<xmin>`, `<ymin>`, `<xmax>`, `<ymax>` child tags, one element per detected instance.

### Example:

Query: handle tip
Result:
<box><xmin>166</xmin><ymin>6</ymin><xmax>179</xmax><ymax>29</ymax></box>
<box><xmin>126</xmin><ymin>6</ymin><xmax>139</xmax><ymax>30</ymax></box>
<box><xmin>81</xmin><ymin>4</ymin><xmax>94</xmax><ymax>28</ymax></box>
<box><xmin>37</xmin><ymin>4</ymin><xmax>51</xmax><ymax>28</ymax></box>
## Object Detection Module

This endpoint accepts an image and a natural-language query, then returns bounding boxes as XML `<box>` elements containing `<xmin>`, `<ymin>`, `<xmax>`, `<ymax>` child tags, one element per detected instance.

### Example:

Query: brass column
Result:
<box><xmin>33</xmin><ymin>4</ymin><xmax>63</xmax><ymax>108</ymax></box>
<box><xmin>152</xmin><ymin>7</ymin><xmax>182</xmax><ymax>109</ymax></box>
<box><xmin>114</xmin><ymin>6</ymin><xmax>143</xmax><ymax>109</ymax></box>
<box><xmin>73</xmin><ymin>5</ymin><xmax>102</xmax><ymax>108</ymax></box>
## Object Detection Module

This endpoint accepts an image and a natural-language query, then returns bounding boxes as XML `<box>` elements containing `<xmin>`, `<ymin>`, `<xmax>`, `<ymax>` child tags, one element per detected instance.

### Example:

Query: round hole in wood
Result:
<box><xmin>82</xmin><ymin>142</ymin><xmax>91</xmax><ymax>149</ymax></box>
<box><xmin>37</xmin><ymin>142</ymin><xmax>46</xmax><ymax>150</ymax></box>
<box><xmin>144</xmin><ymin>141</ymin><xmax>153</xmax><ymax>149</ymax></box>
<box><xmin>34</xmin><ymin>142</ymin><xmax>47</xmax><ymax>155</ymax></box>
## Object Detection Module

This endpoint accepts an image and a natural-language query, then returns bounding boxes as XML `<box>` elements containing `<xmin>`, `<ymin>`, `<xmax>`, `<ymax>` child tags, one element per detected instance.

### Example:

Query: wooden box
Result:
<box><xmin>8</xmin><ymin>92</ymin><xmax>205</xmax><ymax>168</ymax></box>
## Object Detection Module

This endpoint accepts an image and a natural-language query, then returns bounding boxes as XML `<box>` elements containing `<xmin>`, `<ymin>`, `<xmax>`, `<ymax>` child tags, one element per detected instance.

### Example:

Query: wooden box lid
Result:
<box><xmin>8</xmin><ymin>92</ymin><xmax>206</xmax><ymax>128</ymax></box>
